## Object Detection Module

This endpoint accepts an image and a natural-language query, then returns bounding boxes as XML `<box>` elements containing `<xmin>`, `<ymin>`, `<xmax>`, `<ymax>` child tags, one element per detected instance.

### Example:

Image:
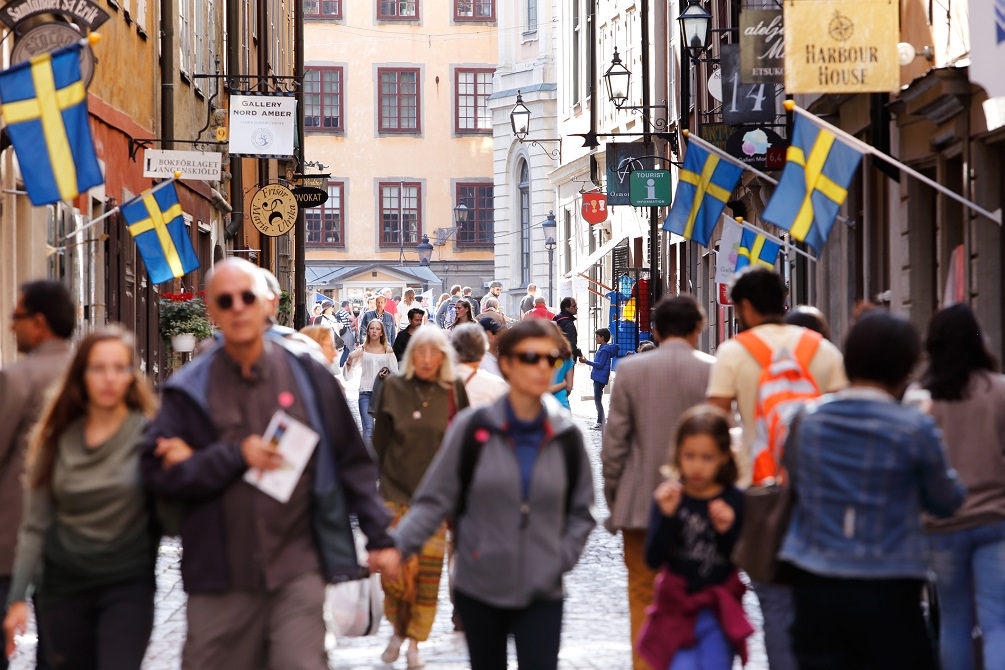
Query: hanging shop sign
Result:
<box><xmin>0</xmin><ymin>0</ymin><xmax>110</xmax><ymax>30</ymax></box>
<box><xmin>629</xmin><ymin>170</ymin><xmax>672</xmax><ymax>207</ymax></box>
<box><xmin>250</xmin><ymin>184</ymin><xmax>298</xmax><ymax>237</ymax></box>
<box><xmin>969</xmin><ymin>0</ymin><xmax>1005</xmax><ymax>99</ymax></box>
<box><xmin>714</xmin><ymin>216</ymin><xmax>745</xmax><ymax>286</ymax></box>
<box><xmin>229</xmin><ymin>95</ymin><xmax>297</xmax><ymax>157</ymax></box>
<box><xmin>698</xmin><ymin>123</ymin><xmax>730</xmax><ymax>152</ymax></box>
<box><xmin>740</xmin><ymin>8</ymin><xmax>785</xmax><ymax>84</ymax></box>
<box><xmin>721</xmin><ymin>44</ymin><xmax>776</xmax><ymax>125</ymax></box>
<box><xmin>11</xmin><ymin>23</ymin><xmax>95</xmax><ymax>85</ymax></box>
<box><xmin>581</xmin><ymin>191</ymin><xmax>608</xmax><ymax>224</ymax></box>
<box><xmin>292</xmin><ymin>186</ymin><xmax>329</xmax><ymax>209</ymax></box>
<box><xmin>143</xmin><ymin>150</ymin><xmax>222</xmax><ymax>181</ymax></box>
<box><xmin>605</xmin><ymin>143</ymin><xmax>650</xmax><ymax>207</ymax></box>
<box><xmin>784</xmin><ymin>0</ymin><xmax>899</xmax><ymax>93</ymax></box>
<box><xmin>725</xmin><ymin>126</ymin><xmax>786</xmax><ymax>171</ymax></box>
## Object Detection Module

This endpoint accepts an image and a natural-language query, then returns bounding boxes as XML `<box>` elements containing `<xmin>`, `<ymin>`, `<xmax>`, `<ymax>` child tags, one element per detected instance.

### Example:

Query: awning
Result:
<box><xmin>305</xmin><ymin>266</ymin><xmax>359</xmax><ymax>286</ymax></box>
<box><xmin>564</xmin><ymin>235</ymin><xmax>628</xmax><ymax>279</ymax></box>
<box><xmin>392</xmin><ymin>265</ymin><xmax>441</xmax><ymax>284</ymax></box>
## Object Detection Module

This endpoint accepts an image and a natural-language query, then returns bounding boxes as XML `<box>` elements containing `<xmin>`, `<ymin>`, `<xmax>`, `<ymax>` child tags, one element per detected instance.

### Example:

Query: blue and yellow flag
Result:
<box><xmin>122</xmin><ymin>182</ymin><xmax>199</xmax><ymax>284</ymax></box>
<box><xmin>0</xmin><ymin>43</ymin><xmax>103</xmax><ymax>206</ymax></box>
<box><xmin>762</xmin><ymin>115</ymin><xmax>863</xmax><ymax>252</ymax></box>
<box><xmin>735</xmin><ymin>229</ymin><xmax>781</xmax><ymax>271</ymax></box>
<box><xmin>663</xmin><ymin>143</ymin><xmax>743</xmax><ymax>247</ymax></box>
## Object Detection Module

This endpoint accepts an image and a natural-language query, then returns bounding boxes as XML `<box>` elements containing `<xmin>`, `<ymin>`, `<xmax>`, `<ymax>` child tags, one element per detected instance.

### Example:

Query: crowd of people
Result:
<box><xmin>0</xmin><ymin>262</ymin><xmax>1002</xmax><ymax>670</ymax></box>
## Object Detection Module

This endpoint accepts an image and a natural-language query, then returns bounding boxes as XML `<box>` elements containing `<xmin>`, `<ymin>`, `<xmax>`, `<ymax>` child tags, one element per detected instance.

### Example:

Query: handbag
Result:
<box><xmin>326</xmin><ymin>530</ymin><xmax>384</xmax><ymax>637</ymax></box>
<box><xmin>732</xmin><ymin>408</ymin><xmax>804</xmax><ymax>585</ymax></box>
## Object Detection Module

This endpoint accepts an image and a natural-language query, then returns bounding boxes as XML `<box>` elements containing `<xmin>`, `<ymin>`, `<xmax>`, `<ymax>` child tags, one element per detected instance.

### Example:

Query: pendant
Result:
<box><xmin>413</xmin><ymin>410</ymin><xmax>422</xmax><ymax>420</ymax></box>
<box><xmin>421</xmin><ymin>401</ymin><xmax>429</xmax><ymax>408</ymax></box>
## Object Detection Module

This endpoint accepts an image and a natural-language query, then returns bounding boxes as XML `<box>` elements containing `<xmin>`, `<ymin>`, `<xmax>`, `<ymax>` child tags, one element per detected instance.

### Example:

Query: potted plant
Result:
<box><xmin>159</xmin><ymin>292</ymin><xmax>213</xmax><ymax>353</ymax></box>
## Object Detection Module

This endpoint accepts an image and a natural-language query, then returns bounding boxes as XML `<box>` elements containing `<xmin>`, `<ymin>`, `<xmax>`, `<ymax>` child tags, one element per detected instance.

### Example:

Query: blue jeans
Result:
<box><xmin>358</xmin><ymin>392</ymin><xmax>373</xmax><ymax>442</ymax></box>
<box><xmin>593</xmin><ymin>381</ymin><xmax>606</xmax><ymax>424</ymax></box>
<box><xmin>751</xmin><ymin>581</ymin><xmax>797</xmax><ymax>670</ymax></box>
<box><xmin>928</xmin><ymin>518</ymin><xmax>1005</xmax><ymax>670</ymax></box>
<box><xmin>339</xmin><ymin>344</ymin><xmax>351</xmax><ymax>368</ymax></box>
<box><xmin>670</xmin><ymin>609</ymin><xmax>734</xmax><ymax>670</ymax></box>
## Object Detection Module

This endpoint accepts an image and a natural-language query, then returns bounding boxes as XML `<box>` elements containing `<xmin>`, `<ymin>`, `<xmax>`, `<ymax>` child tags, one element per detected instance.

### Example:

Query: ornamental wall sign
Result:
<box><xmin>0</xmin><ymin>0</ymin><xmax>110</xmax><ymax>31</ymax></box>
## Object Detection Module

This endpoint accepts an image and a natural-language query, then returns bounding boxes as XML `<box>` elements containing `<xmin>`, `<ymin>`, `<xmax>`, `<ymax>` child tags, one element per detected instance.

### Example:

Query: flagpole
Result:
<box><xmin>681</xmin><ymin>130</ymin><xmax>779</xmax><ymax>186</ymax></box>
<box><xmin>787</xmin><ymin>101</ymin><xmax>1003</xmax><ymax>226</ymax></box>
<box><xmin>55</xmin><ymin>174</ymin><xmax>180</xmax><ymax>244</ymax></box>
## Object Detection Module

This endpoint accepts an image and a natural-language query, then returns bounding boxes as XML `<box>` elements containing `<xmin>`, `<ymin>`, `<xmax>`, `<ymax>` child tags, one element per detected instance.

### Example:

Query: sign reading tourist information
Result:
<box><xmin>250</xmin><ymin>184</ymin><xmax>298</xmax><ymax>237</ymax></box>
<box><xmin>784</xmin><ymin>0</ymin><xmax>899</xmax><ymax>93</ymax></box>
<box><xmin>740</xmin><ymin>9</ymin><xmax>785</xmax><ymax>84</ymax></box>
<box><xmin>629</xmin><ymin>170</ymin><xmax>672</xmax><ymax>207</ymax></box>
<box><xmin>144</xmin><ymin>150</ymin><xmax>222</xmax><ymax>181</ymax></box>
<box><xmin>0</xmin><ymin>0</ymin><xmax>110</xmax><ymax>30</ymax></box>
<box><xmin>581</xmin><ymin>191</ymin><xmax>608</xmax><ymax>224</ymax></box>
<box><xmin>229</xmin><ymin>95</ymin><xmax>297</xmax><ymax>157</ymax></box>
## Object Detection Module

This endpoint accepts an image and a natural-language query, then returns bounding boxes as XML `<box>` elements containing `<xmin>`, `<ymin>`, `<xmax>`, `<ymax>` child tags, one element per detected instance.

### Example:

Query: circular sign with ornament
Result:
<box><xmin>250</xmin><ymin>183</ymin><xmax>298</xmax><ymax>237</ymax></box>
<box><xmin>12</xmin><ymin>24</ymin><xmax>96</xmax><ymax>85</ymax></box>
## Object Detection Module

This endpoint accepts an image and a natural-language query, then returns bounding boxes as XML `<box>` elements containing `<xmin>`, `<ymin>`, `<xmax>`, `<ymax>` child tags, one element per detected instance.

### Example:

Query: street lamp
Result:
<box><xmin>678</xmin><ymin>0</ymin><xmax>713</xmax><ymax>59</ymax></box>
<box><xmin>417</xmin><ymin>234</ymin><xmax>433</xmax><ymax>267</ymax></box>
<box><xmin>604</xmin><ymin>47</ymin><xmax>632</xmax><ymax>109</ymax></box>
<box><xmin>510</xmin><ymin>91</ymin><xmax>531</xmax><ymax>141</ymax></box>
<box><xmin>541</xmin><ymin>211</ymin><xmax>557</xmax><ymax>306</ymax></box>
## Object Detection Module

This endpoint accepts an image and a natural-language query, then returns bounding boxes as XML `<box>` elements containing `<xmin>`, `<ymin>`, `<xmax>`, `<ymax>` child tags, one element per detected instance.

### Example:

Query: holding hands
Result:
<box><xmin>368</xmin><ymin>547</ymin><xmax>402</xmax><ymax>580</ymax></box>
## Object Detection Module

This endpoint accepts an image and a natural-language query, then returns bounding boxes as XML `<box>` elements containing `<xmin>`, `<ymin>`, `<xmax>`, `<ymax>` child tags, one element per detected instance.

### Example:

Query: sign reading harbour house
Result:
<box><xmin>229</xmin><ymin>95</ymin><xmax>297</xmax><ymax>157</ymax></box>
<box><xmin>144</xmin><ymin>150</ymin><xmax>223</xmax><ymax>181</ymax></box>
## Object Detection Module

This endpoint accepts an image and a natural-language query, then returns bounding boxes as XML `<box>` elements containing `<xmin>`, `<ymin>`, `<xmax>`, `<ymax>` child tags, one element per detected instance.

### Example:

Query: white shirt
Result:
<box><xmin>458</xmin><ymin>363</ymin><xmax>509</xmax><ymax>407</ymax></box>
<box><xmin>479</xmin><ymin>352</ymin><xmax>502</xmax><ymax>378</ymax></box>
<box><xmin>357</xmin><ymin>350</ymin><xmax>398</xmax><ymax>392</ymax></box>
<box><xmin>398</xmin><ymin>300</ymin><xmax>426</xmax><ymax>329</ymax></box>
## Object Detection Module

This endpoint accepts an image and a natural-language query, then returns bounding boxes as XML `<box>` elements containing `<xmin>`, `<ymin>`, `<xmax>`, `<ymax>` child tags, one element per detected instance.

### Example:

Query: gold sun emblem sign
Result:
<box><xmin>828</xmin><ymin>10</ymin><xmax>854</xmax><ymax>42</ymax></box>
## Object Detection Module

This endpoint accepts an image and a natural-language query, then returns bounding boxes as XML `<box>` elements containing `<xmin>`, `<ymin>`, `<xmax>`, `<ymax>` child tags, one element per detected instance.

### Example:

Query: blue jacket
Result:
<box><xmin>141</xmin><ymin>338</ymin><xmax>392</xmax><ymax>593</ymax></box>
<box><xmin>779</xmin><ymin>388</ymin><xmax>965</xmax><ymax>580</ymax></box>
<box><xmin>583</xmin><ymin>343</ymin><xmax>619</xmax><ymax>384</ymax></box>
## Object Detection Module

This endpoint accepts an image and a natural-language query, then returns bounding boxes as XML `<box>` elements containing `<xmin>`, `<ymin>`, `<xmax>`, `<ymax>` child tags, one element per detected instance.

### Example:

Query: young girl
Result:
<box><xmin>346</xmin><ymin>319</ymin><xmax>397</xmax><ymax>441</ymax></box>
<box><xmin>637</xmin><ymin>405</ymin><xmax>753</xmax><ymax>670</ymax></box>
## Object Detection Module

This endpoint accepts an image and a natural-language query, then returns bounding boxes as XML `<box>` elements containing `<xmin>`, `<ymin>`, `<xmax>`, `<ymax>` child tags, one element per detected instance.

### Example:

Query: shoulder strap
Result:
<box><xmin>556</xmin><ymin>430</ymin><xmax>582</xmax><ymax>518</ymax></box>
<box><xmin>735</xmin><ymin>331</ymin><xmax>773</xmax><ymax>368</ymax></box>
<box><xmin>456</xmin><ymin>407</ymin><xmax>490</xmax><ymax>528</ymax></box>
<box><xmin>792</xmin><ymin>329</ymin><xmax>823</xmax><ymax>368</ymax></box>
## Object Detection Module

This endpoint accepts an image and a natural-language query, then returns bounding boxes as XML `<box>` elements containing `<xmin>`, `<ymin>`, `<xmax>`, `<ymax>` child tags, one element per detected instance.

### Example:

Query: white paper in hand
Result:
<box><xmin>243</xmin><ymin>410</ymin><xmax>319</xmax><ymax>503</ymax></box>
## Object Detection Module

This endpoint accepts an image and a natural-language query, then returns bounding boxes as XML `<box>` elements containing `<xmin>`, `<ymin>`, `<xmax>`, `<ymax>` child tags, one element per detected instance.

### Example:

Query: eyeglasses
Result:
<box><xmin>10</xmin><ymin>311</ymin><xmax>33</xmax><ymax>321</ymax></box>
<box><xmin>508</xmin><ymin>350</ymin><xmax>561</xmax><ymax>367</ymax></box>
<box><xmin>215</xmin><ymin>290</ymin><xmax>257</xmax><ymax>310</ymax></box>
<box><xmin>85</xmin><ymin>364</ymin><xmax>134</xmax><ymax>377</ymax></box>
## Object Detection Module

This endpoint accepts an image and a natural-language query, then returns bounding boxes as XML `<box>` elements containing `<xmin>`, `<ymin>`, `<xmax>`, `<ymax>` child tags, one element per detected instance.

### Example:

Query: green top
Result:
<box><xmin>8</xmin><ymin>411</ymin><xmax>154</xmax><ymax>605</ymax></box>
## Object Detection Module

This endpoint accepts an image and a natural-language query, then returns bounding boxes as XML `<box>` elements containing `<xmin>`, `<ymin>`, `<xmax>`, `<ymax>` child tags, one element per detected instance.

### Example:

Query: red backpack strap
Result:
<box><xmin>792</xmin><ymin>329</ymin><xmax>823</xmax><ymax>368</ymax></box>
<box><xmin>735</xmin><ymin>331</ymin><xmax>773</xmax><ymax>368</ymax></box>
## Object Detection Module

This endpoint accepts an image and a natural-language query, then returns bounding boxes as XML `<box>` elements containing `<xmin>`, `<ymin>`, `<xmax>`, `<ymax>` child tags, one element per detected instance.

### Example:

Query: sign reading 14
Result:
<box><xmin>727</xmin><ymin>72</ymin><xmax>767</xmax><ymax>114</ymax></box>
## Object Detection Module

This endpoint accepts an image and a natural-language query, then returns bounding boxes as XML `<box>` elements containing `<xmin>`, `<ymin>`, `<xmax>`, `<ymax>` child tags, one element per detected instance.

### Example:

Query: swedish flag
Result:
<box><xmin>663</xmin><ymin>143</ymin><xmax>743</xmax><ymax>247</ymax></box>
<box><xmin>0</xmin><ymin>43</ymin><xmax>103</xmax><ymax>206</ymax></box>
<box><xmin>762</xmin><ymin>115</ymin><xmax>863</xmax><ymax>252</ymax></box>
<box><xmin>735</xmin><ymin>229</ymin><xmax>781</xmax><ymax>271</ymax></box>
<box><xmin>122</xmin><ymin>182</ymin><xmax>200</xmax><ymax>285</ymax></box>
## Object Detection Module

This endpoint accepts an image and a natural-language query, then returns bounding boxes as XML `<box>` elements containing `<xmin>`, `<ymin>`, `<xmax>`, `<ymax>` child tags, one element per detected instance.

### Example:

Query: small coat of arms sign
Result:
<box><xmin>582</xmin><ymin>191</ymin><xmax>608</xmax><ymax>224</ymax></box>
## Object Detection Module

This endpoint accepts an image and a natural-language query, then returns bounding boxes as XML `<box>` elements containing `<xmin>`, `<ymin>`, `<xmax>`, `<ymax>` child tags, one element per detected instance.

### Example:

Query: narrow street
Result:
<box><xmin>9</xmin><ymin>366</ymin><xmax>768</xmax><ymax>669</ymax></box>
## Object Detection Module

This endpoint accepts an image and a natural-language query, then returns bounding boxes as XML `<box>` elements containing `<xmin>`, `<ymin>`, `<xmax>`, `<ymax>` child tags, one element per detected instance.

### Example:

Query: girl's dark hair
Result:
<box><xmin>922</xmin><ymin>304</ymin><xmax>999</xmax><ymax>401</ymax></box>
<box><xmin>785</xmin><ymin>305</ymin><xmax>831</xmax><ymax>340</ymax></box>
<box><xmin>672</xmin><ymin>405</ymin><xmax>738</xmax><ymax>486</ymax></box>
<box><xmin>844</xmin><ymin>311</ymin><xmax>920</xmax><ymax>388</ymax></box>
<box><xmin>28</xmin><ymin>326</ymin><xmax>158</xmax><ymax>490</ymax></box>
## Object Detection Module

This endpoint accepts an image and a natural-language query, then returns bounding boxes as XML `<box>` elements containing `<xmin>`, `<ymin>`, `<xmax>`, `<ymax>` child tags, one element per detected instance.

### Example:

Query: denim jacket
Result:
<box><xmin>779</xmin><ymin>388</ymin><xmax>965</xmax><ymax>580</ymax></box>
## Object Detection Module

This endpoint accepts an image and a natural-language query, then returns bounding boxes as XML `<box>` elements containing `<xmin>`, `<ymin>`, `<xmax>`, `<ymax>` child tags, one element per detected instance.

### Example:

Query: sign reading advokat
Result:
<box><xmin>229</xmin><ymin>95</ymin><xmax>297</xmax><ymax>157</ymax></box>
<box><xmin>784</xmin><ymin>0</ymin><xmax>898</xmax><ymax>94</ymax></box>
<box><xmin>144</xmin><ymin>150</ymin><xmax>222</xmax><ymax>181</ymax></box>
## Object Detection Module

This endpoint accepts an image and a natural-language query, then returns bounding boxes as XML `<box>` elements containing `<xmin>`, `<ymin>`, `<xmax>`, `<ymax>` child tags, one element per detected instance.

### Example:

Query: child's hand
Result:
<box><xmin>654</xmin><ymin>480</ymin><xmax>683</xmax><ymax>516</ymax></box>
<box><xmin>708</xmin><ymin>499</ymin><xmax>736</xmax><ymax>534</ymax></box>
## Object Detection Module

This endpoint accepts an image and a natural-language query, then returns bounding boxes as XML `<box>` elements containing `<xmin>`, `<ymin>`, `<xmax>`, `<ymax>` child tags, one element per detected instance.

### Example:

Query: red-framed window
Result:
<box><xmin>304</xmin><ymin>67</ymin><xmax>343</xmax><ymax>131</ymax></box>
<box><xmin>377</xmin><ymin>0</ymin><xmax>417</xmax><ymax>19</ymax></box>
<box><xmin>378</xmin><ymin>68</ymin><xmax>420</xmax><ymax>132</ymax></box>
<box><xmin>304</xmin><ymin>0</ymin><xmax>341</xmax><ymax>18</ymax></box>
<box><xmin>454</xmin><ymin>0</ymin><xmax>494</xmax><ymax>20</ymax></box>
<box><xmin>455</xmin><ymin>69</ymin><xmax>493</xmax><ymax>133</ymax></box>
<box><xmin>379</xmin><ymin>182</ymin><xmax>421</xmax><ymax>246</ymax></box>
<box><xmin>455</xmin><ymin>182</ymin><xmax>494</xmax><ymax>245</ymax></box>
<box><xmin>305</xmin><ymin>183</ymin><xmax>344</xmax><ymax>246</ymax></box>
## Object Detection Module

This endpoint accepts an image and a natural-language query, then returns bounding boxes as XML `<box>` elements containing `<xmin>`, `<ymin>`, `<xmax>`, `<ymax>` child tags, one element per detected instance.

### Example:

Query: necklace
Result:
<box><xmin>413</xmin><ymin>381</ymin><xmax>436</xmax><ymax>420</ymax></box>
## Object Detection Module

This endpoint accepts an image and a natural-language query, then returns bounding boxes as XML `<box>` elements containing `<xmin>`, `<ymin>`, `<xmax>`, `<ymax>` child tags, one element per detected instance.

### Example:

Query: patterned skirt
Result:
<box><xmin>381</xmin><ymin>501</ymin><xmax>447</xmax><ymax>641</ymax></box>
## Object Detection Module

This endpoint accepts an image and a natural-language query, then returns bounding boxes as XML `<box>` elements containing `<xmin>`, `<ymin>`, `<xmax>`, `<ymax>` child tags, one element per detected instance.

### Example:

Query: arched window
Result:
<box><xmin>519</xmin><ymin>161</ymin><xmax>531</xmax><ymax>285</ymax></box>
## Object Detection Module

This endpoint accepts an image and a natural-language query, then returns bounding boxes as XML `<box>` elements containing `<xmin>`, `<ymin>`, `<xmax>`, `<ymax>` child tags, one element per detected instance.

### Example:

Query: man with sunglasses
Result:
<box><xmin>142</xmin><ymin>259</ymin><xmax>397</xmax><ymax>669</ymax></box>
<box><xmin>1</xmin><ymin>280</ymin><xmax>75</xmax><ymax>670</ymax></box>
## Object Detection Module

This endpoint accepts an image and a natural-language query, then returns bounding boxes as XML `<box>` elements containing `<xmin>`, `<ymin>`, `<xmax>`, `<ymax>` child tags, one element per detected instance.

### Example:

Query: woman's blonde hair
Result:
<box><xmin>299</xmin><ymin>325</ymin><xmax>333</xmax><ymax>349</ymax></box>
<box><xmin>363</xmin><ymin>318</ymin><xmax>389</xmax><ymax>348</ymax></box>
<box><xmin>400</xmin><ymin>325</ymin><xmax>456</xmax><ymax>388</ymax></box>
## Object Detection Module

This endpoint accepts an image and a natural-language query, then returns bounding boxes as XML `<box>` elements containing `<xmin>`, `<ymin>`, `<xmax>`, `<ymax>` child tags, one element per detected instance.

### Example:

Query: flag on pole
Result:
<box><xmin>735</xmin><ymin>229</ymin><xmax>781</xmax><ymax>271</ymax></box>
<box><xmin>762</xmin><ymin>114</ymin><xmax>863</xmax><ymax>252</ymax></box>
<box><xmin>663</xmin><ymin>142</ymin><xmax>743</xmax><ymax>247</ymax></box>
<box><xmin>0</xmin><ymin>43</ymin><xmax>103</xmax><ymax>206</ymax></box>
<box><xmin>122</xmin><ymin>182</ymin><xmax>199</xmax><ymax>284</ymax></box>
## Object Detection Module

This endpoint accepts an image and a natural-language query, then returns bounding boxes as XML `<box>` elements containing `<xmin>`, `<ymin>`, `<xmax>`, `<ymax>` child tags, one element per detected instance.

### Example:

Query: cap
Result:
<box><xmin>321</xmin><ymin>300</ymin><xmax>334</xmax><ymax>309</ymax></box>
<box><xmin>479</xmin><ymin>317</ymin><xmax>503</xmax><ymax>334</ymax></box>
<box><xmin>489</xmin><ymin>281</ymin><xmax>503</xmax><ymax>288</ymax></box>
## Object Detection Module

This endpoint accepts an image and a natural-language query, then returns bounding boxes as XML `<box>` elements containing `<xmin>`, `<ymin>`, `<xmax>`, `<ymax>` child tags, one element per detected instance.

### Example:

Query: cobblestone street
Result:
<box><xmin>9</xmin><ymin>366</ymin><xmax>767</xmax><ymax>669</ymax></box>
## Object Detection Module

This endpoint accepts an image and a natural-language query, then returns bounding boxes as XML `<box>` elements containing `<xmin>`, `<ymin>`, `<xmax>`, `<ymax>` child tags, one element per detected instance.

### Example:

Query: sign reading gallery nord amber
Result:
<box><xmin>783</xmin><ymin>0</ymin><xmax>898</xmax><ymax>93</ymax></box>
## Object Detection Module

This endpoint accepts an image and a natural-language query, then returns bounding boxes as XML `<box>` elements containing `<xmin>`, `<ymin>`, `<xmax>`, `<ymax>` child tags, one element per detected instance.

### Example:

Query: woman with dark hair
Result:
<box><xmin>448</xmin><ymin>298</ymin><xmax>476</xmax><ymax>331</ymax></box>
<box><xmin>784</xmin><ymin>305</ymin><xmax>831</xmax><ymax>341</ymax></box>
<box><xmin>779</xmin><ymin>311</ymin><xmax>964</xmax><ymax>669</ymax></box>
<box><xmin>390</xmin><ymin>319</ymin><xmax>595</xmax><ymax>670</ymax></box>
<box><xmin>921</xmin><ymin>304</ymin><xmax>1005</xmax><ymax>670</ymax></box>
<box><xmin>549</xmin><ymin>325</ymin><xmax>575</xmax><ymax>410</ymax></box>
<box><xmin>3</xmin><ymin>327</ymin><xmax>159</xmax><ymax>669</ymax></box>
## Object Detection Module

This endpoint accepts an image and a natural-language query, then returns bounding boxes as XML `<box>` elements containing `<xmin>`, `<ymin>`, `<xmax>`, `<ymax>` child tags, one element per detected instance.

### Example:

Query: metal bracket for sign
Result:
<box><xmin>128</xmin><ymin>138</ymin><xmax>228</xmax><ymax>163</ymax></box>
<box><xmin>193</xmin><ymin>73</ymin><xmax>300</xmax><ymax>96</ymax></box>
<box><xmin>571</xmin><ymin>131</ymin><xmax>677</xmax><ymax>149</ymax></box>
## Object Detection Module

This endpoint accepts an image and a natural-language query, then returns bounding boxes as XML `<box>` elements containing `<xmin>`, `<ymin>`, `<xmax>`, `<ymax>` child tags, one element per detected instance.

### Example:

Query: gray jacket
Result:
<box><xmin>393</xmin><ymin>394</ymin><xmax>596</xmax><ymax>608</ymax></box>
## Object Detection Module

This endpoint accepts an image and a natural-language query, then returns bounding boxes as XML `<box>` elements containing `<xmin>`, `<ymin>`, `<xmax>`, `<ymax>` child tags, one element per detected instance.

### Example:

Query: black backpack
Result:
<box><xmin>454</xmin><ymin>407</ymin><xmax>582</xmax><ymax>541</ymax></box>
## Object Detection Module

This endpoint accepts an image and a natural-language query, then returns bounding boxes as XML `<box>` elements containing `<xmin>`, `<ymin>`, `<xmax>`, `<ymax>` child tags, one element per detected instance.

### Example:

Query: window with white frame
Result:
<box><xmin>194</xmin><ymin>0</ymin><xmax>206</xmax><ymax>88</ymax></box>
<box><xmin>379</xmin><ymin>183</ymin><xmax>421</xmax><ymax>246</ymax></box>
<box><xmin>179</xmin><ymin>0</ymin><xmax>192</xmax><ymax>75</ymax></box>
<box><xmin>455</xmin><ymin>69</ymin><xmax>493</xmax><ymax>133</ymax></box>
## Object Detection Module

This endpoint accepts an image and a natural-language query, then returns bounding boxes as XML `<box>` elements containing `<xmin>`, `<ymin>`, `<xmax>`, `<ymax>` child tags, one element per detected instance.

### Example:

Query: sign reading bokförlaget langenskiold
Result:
<box><xmin>783</xmin><ymin>0</ymin><xmax>898</xmax><ymax>94</ymax></box>
<box><xmin>229</xmin><ymin>95</ymin><xmax>297</xmax><ymax>157</ymax></box>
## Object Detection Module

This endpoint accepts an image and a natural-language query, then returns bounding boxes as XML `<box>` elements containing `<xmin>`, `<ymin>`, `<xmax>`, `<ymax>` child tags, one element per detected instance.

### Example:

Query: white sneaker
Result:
<box><xmin>381</xmin><ymin>635</ymin><xmax>404</xmax><ymax>664</ymax></box>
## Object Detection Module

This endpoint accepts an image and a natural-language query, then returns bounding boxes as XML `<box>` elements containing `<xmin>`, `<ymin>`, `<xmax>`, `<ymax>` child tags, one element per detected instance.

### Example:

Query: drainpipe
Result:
<box><xmin>160</xmin><ymin>0</ymin><xmax>174</xmax><ymax>150</ymax></box>
<box><xmin>256</xmin><ymin>0</ymin><xmax>271</xmax><ymax>271</ymax></box>
<box><xmin>294</xmin><ymin>0</ymin><xmax>306</xmax><ymax>328</ymax></box>
<box><xmin>225</xmin><ymin>0</ymin><xmax>244</xmax><ymax>242</ymax></box>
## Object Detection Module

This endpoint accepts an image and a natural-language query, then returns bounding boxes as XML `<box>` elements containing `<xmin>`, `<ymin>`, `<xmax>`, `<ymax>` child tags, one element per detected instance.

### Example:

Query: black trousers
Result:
<box><xmin>790</xmin><ymin>571</ymin><xmax>937</xmax><ymax>670</ymax></box>
<box><xmin>0</xmin><ymin>576</ymin><xmax>53</xmax><ymax>670</ymax></box>
<box><xmin>454</xmin><ymin>590</ymin><xmax>563</xmax><ymax>670</ymax></box>
<box><xmin>36</xmin><ymin>579</ymin><xmax>154</xmax><ymax>670</ymax></box>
